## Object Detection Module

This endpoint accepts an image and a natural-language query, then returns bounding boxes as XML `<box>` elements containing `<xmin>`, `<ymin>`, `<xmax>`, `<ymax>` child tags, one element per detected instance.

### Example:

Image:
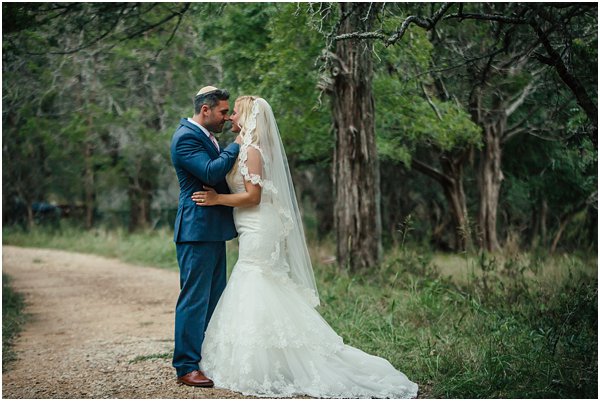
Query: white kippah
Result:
<box><xmin>196</xmin><ymin>86</ymin><xmax>219</xmax><ymax>96</ymax></box>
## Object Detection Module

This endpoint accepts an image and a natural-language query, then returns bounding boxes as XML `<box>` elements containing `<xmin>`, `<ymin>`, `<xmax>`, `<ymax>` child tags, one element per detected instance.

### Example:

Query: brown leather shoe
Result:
<box><xmin>177</xmin><ymin>370</ymin><xmax>214</xmax><ymax>387</ymax></box>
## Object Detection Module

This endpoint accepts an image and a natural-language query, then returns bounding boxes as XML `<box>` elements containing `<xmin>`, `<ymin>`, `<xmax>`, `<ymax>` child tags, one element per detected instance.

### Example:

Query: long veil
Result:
<box><xmin>237</xmin><ymin>98</ymin><xmax>320</xmax><ymax>307</ymax></box>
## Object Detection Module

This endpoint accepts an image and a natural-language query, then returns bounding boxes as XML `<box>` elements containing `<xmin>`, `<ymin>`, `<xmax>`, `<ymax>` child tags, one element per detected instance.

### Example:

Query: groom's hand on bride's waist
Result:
<box><xmin>192</xmin><ymin>185</ymin><xmax>218</xmax><ymax>206</ymax></box>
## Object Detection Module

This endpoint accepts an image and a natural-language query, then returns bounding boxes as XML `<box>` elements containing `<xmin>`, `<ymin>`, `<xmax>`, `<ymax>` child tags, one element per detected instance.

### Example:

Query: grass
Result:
<box><xmin>2</xmin><ymin>224</ymin><xmax>240</xmax><ymax>274</ymax></box>
<box><xmin>3</xmin><ymin>224</ymin><xmax>597</xmax><ymax>398</ymax></box>
<box><xmin>2</xmin><ymin>274</ymin><xmax>27</xmax><ymax>370</ymax></box>
<box><xmin>315</xmin><ymin>248</ymin><xmax>597</xmax><ymax>398</ymax></box>
<box><xmin>3</xmin><ymin>224</ymin><xmax>180</xmax><ymax>270</ymax></box>
<box><xmin>129</xmin><ymin>352</ymin><xmax>172</xmax><ymax>364</ymax></box>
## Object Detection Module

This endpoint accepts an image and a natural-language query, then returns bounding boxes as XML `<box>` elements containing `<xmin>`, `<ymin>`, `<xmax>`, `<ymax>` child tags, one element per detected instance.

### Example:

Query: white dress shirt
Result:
<box><xmin>187</xmin><ymin>118</ymin><xmax>219</xmax><ymax>151</ymax></box>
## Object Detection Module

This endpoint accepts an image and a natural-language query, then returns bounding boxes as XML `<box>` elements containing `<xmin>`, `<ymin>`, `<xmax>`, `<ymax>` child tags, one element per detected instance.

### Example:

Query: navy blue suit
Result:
<box><xmin>170</xmin><ymin>118</ymin><xmax>240</xmax><ymax>377</ymax></box>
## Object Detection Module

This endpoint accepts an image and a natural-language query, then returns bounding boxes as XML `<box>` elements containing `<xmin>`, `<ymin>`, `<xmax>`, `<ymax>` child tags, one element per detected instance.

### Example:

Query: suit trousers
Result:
<box><xmin>173</xmin><ymin>241</ymin><xmax>227</xmax><ymax>377</ymax></box>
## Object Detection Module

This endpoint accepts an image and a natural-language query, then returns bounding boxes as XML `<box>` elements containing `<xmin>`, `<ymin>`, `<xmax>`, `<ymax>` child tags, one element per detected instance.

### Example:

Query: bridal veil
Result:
<box><xmin>236</xmin><ymin>97</ymin><xmax>320</xmax><ymax>307</ymax></box>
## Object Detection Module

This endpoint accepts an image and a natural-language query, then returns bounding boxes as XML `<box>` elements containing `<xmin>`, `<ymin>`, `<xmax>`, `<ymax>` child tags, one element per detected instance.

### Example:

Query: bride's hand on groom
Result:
<box><xmin>192</xmin><ymin>186</ymin><xmax>218</xmax><ymax>206</ymax></box>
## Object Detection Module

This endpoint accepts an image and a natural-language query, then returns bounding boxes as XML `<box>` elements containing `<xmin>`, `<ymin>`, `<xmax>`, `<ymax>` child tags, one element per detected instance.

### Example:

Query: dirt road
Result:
<box><xmin>2</xmin><ymin>246</ymin><xmax>245</xmax><ymax>399</ymax></box>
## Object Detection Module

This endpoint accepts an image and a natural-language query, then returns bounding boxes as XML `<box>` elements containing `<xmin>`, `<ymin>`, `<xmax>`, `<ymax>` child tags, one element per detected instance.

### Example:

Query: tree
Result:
<box><xmin>2</xmin><ymin>2</ymin><xmax>197</xmax><ymax>230</ymax></box>
<box><xmin>444</xmin><ymin>3</ymin><xmax>598</xmax><ymax>148</ymax></box>
<box><xmin>314</xmin><ymin>2</ymin><xmax>455</xmax><ymax>266</ymax></box>
<box><xmin>2</xmin><ymin>32</ymin><xmax>58</xmax><ymax>227</ymax></box>
<box><xmin>372</xmin><ymin>22</ymin><xmax>481</xmax><ymax>251</ymax></box>
<box><xmin>2</xmin><ymin>3</ymin><xmax>191</xmax><ymax>56</ymax></box>
<box><xmin>438</xmin><ymin>2</ymin><xmax>596</xmax><ymax>251</ymax></box>
<box><xmin>326</xmin><ymin>3</ymin><xmax>382</xmax><ymax>270</ymax></box>
<box><xmin>3</xmin><ymin>2</ymin><xmax>596</xmax><ymax>257</ymax></box>
<box><xmin>322</xmin><ymin>2</ymin><xmax>596</xmax><ymax>253</ymax></box>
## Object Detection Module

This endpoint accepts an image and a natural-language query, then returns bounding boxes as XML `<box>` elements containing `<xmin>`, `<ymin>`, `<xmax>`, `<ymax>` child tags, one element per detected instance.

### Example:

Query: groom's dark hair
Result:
<box><xmin>194</xmin><ymin>89</ymin><xmax>230</xmax><ymax>114</ymax></box>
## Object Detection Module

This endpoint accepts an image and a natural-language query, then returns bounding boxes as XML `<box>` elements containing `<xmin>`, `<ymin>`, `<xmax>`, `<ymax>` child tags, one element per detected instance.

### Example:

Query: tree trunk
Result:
<box><xmin>540</xmin><ymin>199</ymin><xmax>548</xmax><ymax>245</ymax></box>
<box><xmin>439</xmin><ymin>155</ymin><xmax>471</xmax><ymax>251</ymax></box>
<box><xmin>442</xmin><ymin>182</ymin><xmax>469</xmax><ymax>251</ymax></box>
<box><xmin>414</xmin><ymin>75</ymin><xmax>473</xmax><ymax>251</ymax></box>
<box><xmin>550</xmin><ymin>214</ymin><xmax>572</xmax><ymax>254</ymax></box>
<box><xmin>331</xmin><ymin>2</ymin><xmax>381</xmax><ymax>271</ymax></box>
<box><xmin>477</xmin><ymin>119</ymin><xmax>504</xmax><ymax>252</ymax></box>
<box><xmin>26</xmin><ymin>202</ymin><xmax>34</xmax><ymax>229</ymax></box>
<box><xmin>84</xmin><ymin>116</ymin><xmax>95</xmax><ymax>229</ymax></box>
<box><xmin>380</xmin><ymin>162</ymin><xmax>408</xmax><ymax>247</ymax></box>
<box><xmin>530</xmin><ymin>198</ymin><xmax>548</xmax><ymax>248</ymax></box>
<box><xmin>78</xmin><ymin>64</ymin><xmax>96</xmax><ymax>230</ymax></box>
<box><xmin>412</xmin><ymin>153</ymin><xmax>472</xmax><ymax>252</ymax></box>
<box><xmin>292</xmin><ymin>165</ymin><xmax>334</xmax><ymax>240</ymax></box>
<box><xmin>550</xmin><ymin>199</ymin><xmax>589</xmax><ymax>253</ymax></box>
<box><xmin>128</xmin><ymin>170</ymin><xmax>153</xmax><ymax>232</ymax></box>
<box><xmin>529</xmin><ymin>200</ymin><xmax>540</xmax><ymax>249</ymax></box>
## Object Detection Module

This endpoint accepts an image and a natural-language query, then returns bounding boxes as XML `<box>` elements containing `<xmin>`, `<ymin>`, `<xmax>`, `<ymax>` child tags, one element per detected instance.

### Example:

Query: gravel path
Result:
<box><xmin>2</xmin><ymin>246</ymin><xmax>248</xmax><ymax>399</ymax></box>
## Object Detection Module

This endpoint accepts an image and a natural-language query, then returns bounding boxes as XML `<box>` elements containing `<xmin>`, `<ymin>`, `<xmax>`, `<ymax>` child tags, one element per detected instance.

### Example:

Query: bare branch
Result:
<box><xmin>326</xmin><ymin>3</ymin><xmax>355</xmax><ymax>42</ymax></box>
<box><xmin>409</xmin><ymin>47</ymin><xmax>505</xmax><ymax>80</ymax></box>
<box><xmin>27</xmin><ymin>7</ymin><xmax>127</xmax><ymax>56</ymax></box>
<box><xmin>152</xmin><ymin>3</ymin><xmax>191</xmax><ymax>60</ymax></box>
<box><xmin>444</xmin><ymin>12</ymin><xmax>529</xmax><ymax>24</ymax></box>
<box><xmin>502</xmin><ymin>126</ymin><xmax>529</xmax><ymax>141</ymax></box>
<box><xmin>525</xmin><ymin>129</ymin><xmax>561</xmax><ymax>142</ymax></box>
<box><xmin>506</xmin><ymin>81</ymin><xmax>536</xmax><ymax>117</ymax></box>
<box><xmin>119</xmin><ymin>4</ymin><xmax>191</xmax><ymax>43</ymax></box>
<box><xmin>362</xmin><ymin>2</ymin><xmax>374</xmax><ymax>22</ymax></box>
<box><xmin>505</xmin><ymin>105</ymin><xmax>541</xmax><ymax>136</ymax></box>
<box><xmin>308</xmin><ymin>2</ymin><xmax>334</xmax><ymax>34</ymax></box>
<box><xmin>332</xmin><ymin>3</ymin><xmax>454</xmax><ymax>46</ymax></box>
<box><xmin>529</xmin><ymin>15</ymin><xmax>598</xmax><ymax>143</ymax></box>
<box><xmin>411</xmin><ymin>159</ymin><xmax>452</xmax><ymax>187</ymax></box>
<box><xmin>421</xmin><ymin>83</ymin><xmax>443</xmax><ymax>121</ymax></box>
<box><xmin>385</xmin><ymin>2</ymin><xmax>454</xmax><ymax>46</ymax></box>
<box><xmin>504</xmin><ymin>123</ymin><xmax>562</xmax><ymax>143</ymax></box>
<box><xmin>333</xmin><ymin>31</ymin><xmax>386</xmax><ymax>41</ymax></box>
<box><xmin>15</xmin><ymin>3</ymin><xmax>191</xmax><ymax>56</ymax></box>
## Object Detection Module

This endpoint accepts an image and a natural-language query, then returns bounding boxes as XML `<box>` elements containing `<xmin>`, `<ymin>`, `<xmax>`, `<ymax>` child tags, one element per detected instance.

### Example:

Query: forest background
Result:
<box><xmin>2</xmin><ymin>2</ymin><xmax>598</xmax><ymax>398</ymax></box>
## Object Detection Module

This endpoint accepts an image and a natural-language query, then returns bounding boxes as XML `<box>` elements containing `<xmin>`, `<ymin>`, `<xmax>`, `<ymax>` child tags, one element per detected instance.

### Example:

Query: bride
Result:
<box><xmin>191</xmin><ymin>96</ymin><xmax>418</xmax><ymax>398</ymax></box>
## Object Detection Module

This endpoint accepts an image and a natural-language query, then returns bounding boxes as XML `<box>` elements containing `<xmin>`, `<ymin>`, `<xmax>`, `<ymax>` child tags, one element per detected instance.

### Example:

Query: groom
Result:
<box><xmin>170</xmin><ymin>86</ymin><xmax>241</xmax><ymax>387</ymax></box>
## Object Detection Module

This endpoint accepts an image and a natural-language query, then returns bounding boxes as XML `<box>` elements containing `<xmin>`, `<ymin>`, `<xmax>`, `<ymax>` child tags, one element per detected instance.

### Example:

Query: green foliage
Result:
<box><xmin>375</xmin><ymin>79</ymin><xmax>481</xmax><ymax>166</ymax></box>
<box><xmin>2</xmin><ymin>274</ymin><xmax>27</xmax><ymax>370</ymax></box>
<box><xmin>3</xmin><ymin>4</ymin><xmax>214</xmax><ymax>227</ymax></box>
<box><xmin>372</xmin><ymin>19</ymin><xmax>481</xmax><ymax>166</ymax></box>
<box><xmin>503</xmin><ymin>131</ymin><xmax>597</xmax><ymax>250</ymax></box>
<box><xmin>254</xmin><ymin>3</ymin><xmax>333</xmax><ymax>164</ymax></box>
<box><xmin>2</xmin><ymin>2</ymin><xmax>597</xmax><ymax>251</ymax></box>
<box><xmin>196</xmin><ymin>3</ymin><xmax>333</xmax><ymax>164</ymax></box>
<box><xmin>198</xmin><ymin>3</ymin><xmax>272</xmax><ymax>93</ymax></box>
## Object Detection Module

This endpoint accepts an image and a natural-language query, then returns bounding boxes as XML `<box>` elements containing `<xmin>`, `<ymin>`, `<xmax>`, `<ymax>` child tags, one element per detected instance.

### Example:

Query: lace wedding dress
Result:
<box><xmin>199</xmin><ymin>98</ymin><xmax>418</xmax><ymax>398</ymax></box>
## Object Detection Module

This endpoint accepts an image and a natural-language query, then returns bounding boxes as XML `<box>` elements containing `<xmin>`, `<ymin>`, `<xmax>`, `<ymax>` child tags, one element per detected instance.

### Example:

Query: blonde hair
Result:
<box><xmin>236</xmin><ymin>95</ymin><xmax>260</xmax><ymax>145</ymax></box>
<box><xmin>229</xmin><ymin>95</ymin><xmax>259</xmax><ymax>177</ymax></box>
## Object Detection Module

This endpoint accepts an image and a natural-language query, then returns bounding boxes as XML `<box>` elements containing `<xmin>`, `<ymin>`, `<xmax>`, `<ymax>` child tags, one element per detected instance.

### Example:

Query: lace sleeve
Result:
<box><xmin>239</xmin><ymin>145</ymin><xmax>263</xmax><ymax>186</ymax></box>
<box><xmin>238</xmin><ymin>133</ymin><xmax>278</xmax><ymax>194</ymax></box>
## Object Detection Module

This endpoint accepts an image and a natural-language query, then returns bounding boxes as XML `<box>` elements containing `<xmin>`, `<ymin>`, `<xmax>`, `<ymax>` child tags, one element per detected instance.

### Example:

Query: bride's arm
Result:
<box><xmin>192</xmin><ymin>147</ymin><xmax>262</xmax><ymax>208</ymax></box>
<box><xmin>193</xmin><ymin>180</ymin><xmax>261</xmax><ymax>208</ymax></box>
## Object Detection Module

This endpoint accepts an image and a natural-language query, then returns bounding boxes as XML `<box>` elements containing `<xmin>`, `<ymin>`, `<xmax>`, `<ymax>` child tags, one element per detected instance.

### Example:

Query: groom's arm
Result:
<box><xmin>176</xmin><ymin>134</ymin><xmax>240</xmax><ymax>185</ymax></box>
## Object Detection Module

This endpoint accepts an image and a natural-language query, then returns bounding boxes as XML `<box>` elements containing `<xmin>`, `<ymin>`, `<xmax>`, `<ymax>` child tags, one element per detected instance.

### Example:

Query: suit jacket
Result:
<box><xmin>170</xmin><ymin>118</ymin><xmax>240</xmax><ymax>242</ymax></box>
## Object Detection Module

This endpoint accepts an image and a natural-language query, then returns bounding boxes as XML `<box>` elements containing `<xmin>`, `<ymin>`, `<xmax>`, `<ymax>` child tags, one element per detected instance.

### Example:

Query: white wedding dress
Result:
<box><xmin>199</xmin><ymin>98</ymin><xmax>417</xmax><ymax>398</ymax></box>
